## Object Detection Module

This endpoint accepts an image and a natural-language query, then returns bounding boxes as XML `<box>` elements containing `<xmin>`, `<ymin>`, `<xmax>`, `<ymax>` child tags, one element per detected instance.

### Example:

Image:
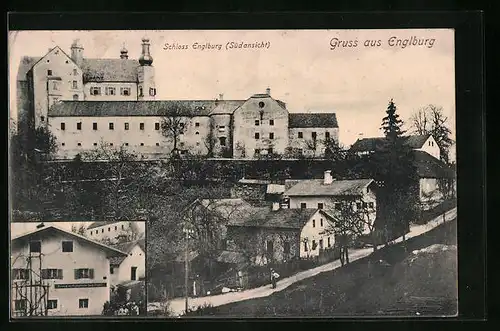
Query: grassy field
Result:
<box><xmin>204</xmin><ymin>218</ymin><xmax>457</xmax><ymax>317</ymax></box>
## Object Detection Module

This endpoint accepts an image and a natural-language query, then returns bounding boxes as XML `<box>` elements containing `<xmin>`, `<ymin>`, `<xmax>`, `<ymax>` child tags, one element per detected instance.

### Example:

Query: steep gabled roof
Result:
<box><xmin>48</xmin><ymin>100</ymin><xmax>215</xmax><ymax>117</ymax></box>
<box><xmin>11</xmin><ymin>225</ymin><xmax>127</xmax><ymax>258</ymax></box>
<box><xmin>350</xmin><ymin>134</ymin><xmax>432</xmax><ymax>152</ymax></box>
<box><xmin>413</xmin><ymin>150</ymin><xmax>455</xmax><ymax>179</ymax></box>
<box><xmin>81</xmin><ymin>58</ymin><xmax>140</xmax><ymax>83</ymax></box>
<box><xmin>289</xmin><ymin>113</ymin><xmax>339</xmax><ymax>128</ymax></box>
<box><xmin>228</xmin><ymin>208</ymin><xmax>318</xmax><ymax>230</ymax></box>
<box><xmin>284</xmin><ymin>178</ymin><xmax>375</xmax><ymax>197</ymax></box>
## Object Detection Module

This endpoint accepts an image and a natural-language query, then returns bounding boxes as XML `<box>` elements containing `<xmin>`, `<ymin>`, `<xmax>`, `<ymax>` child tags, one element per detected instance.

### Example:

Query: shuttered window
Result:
<box><xmin>74</xmin><ymin>268</ymin><xmax>94</xmax><ymax>279</ymax></box>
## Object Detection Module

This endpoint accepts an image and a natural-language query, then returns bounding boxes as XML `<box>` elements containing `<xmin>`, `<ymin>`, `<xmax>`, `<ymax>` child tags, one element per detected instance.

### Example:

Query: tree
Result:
<box><xmin>71</xmin><ymin>224</ymin><xmax>87</xmax><ymax>236</ymax></box>
<box><xmin>160</xmin><ymin>102</ymin><xmax>189</xmax><ymax>154</ymax></box>
<box><xmin>374</xmin><ymin>99</ymin><xmax>419</xmax><ymax>246</ymax></box>
<box><xmin>409</xmin><ymin>104</ymin><xmax>454</xmax><ymax>163</ymax></box>
<box><xmin>203</xmin><ymin>118</ymin><xmax>217</xmax><ymax>158</ymax></box>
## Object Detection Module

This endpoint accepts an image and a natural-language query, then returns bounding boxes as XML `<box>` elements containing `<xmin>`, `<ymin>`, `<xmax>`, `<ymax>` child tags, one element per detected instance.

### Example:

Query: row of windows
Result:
<box><xmin>89</xmin><ymin>224</ymin><xmax>125</xmax><ymax>235</ymax></box>
<box><xmin>14</xmin><ymin>299</ymin><xmax>88</xmax><ymax>311</ymax></box>
<box><xmin>13</xmin><ymin>268</ymin><xmax>94</xmax><ymax>280</ymax></box>
<box><xmin>297</xmin><ymin>131</ymin><xmax>330</xmax><ymax>139</ymax></box>
<box><xmin>90</xmin><ymin>86</ymin><xmax>132</xmax><ymax>96</ymax></box>
<box><xmin>254</xmin><ymin>132</ymin><xmax>275</xmax><ymax>140</ymax></box>
<box><xmin>303</xmin><ymin>237</ymin><xmax>332</xmax><ymax>252</ymax></box>
<box><xmin>51</xmin><ymin>81</ymin><xmax>79</xmax><ymax>90</ymax></box>
<box><xmin>28</xmin><ymin>240</ymin><xmax>73</xmax><ymax>253</ymax></box>
<box><xmin>47</xmin><ymin>69</ymin><xmax>79</xmax><ymax>76</ymax></box>
<box><xmin>299</xmin><ymin>202</ymin><xmax>375</xmax><ymax>209</ymax></box>
<box><xmin>63</xmin><ymin>142</ymin><xmax>177</xmax><ymax>147</ymax></box>
<box><xmin>62</xmin><ymin>122</ymin><xmax>163</xmax><ymax>131</ymax></box>
<box><xmin>255</xmin><ymin>119</ymin><xmax>274</xmax><ymax>126</ymax></box>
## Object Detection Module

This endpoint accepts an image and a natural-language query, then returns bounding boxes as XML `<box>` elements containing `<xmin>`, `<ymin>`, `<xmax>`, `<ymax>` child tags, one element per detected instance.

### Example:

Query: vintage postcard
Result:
<box><xmin>9</xmin><ymin>29</ymin><xmax>457</xmax><ymax>318</ymax></box>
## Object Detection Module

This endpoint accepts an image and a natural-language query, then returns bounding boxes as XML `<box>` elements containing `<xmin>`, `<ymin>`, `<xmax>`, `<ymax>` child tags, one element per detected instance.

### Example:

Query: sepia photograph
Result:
<box><xmin>9</xmin><ymin>28</ymin><xmax>457</xmax><ymax>318</ymax></box>
<box><xmin>10</xmin><ymin>221</ymin><xmax>146</xmax><ymax>317</ymax></box>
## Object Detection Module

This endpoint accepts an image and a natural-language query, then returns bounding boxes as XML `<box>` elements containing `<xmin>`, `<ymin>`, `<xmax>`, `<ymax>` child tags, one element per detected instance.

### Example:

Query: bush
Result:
<box><xmin>183</xmin><ymin>303</ymin><xmax>220</xmax><ymax>316</ymax></box>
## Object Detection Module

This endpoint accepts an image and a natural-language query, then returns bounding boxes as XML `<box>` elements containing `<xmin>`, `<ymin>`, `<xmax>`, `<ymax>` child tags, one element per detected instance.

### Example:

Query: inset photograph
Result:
<box><xmin>10</xmin><ymin>220</ymin><xmax>146</xmax><ymax>317</ymax></box>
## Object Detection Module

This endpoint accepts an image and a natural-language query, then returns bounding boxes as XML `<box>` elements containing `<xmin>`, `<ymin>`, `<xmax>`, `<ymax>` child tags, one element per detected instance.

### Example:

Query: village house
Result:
<box><xmin>16</xmin><ymin>39</ymin><xmax>339</xmax><ymax>160</ymax></box>
<box><xmin>109</xmin><ymin>239</ymin><xmax>146</xmax><ymax>288</ymax></box>
<box><xmin>225</xmin><ymin>206</ymin><xmax>337</xmax><ymax>266</ymax></box>
<box><xmin>85</xmin><ymin>220</ymin><xmax>145</xmax><ymax>244</ymax></box>
<box><xmin>11</xmin><ymin>224</ymin><xmax>127</xmax><ymax>317</ymax></box>
<box><xmin>283</xmin><ymin>171</ymin><xmax>378</xmax><ymax>233</ymax></box>
<box><xmin>349</xmin><ymin>134</ymin><xmax>441</xmax><ymax>160</ymax></box>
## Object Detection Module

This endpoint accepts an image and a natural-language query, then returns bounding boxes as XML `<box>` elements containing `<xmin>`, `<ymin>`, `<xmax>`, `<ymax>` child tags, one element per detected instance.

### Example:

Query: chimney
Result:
<box><xmin>323</xmin><ymin>170</ymin><xmax>334</xmax><ymax>185</ymax></box>
<box><xmin>36</xmin><ymin>222</ymin><xmax>45</xmax><ymax>229</ymax></box>
<box><xmin>219</xmin><ymin>93</ymin><xmax>224</xmax><ymax>100</ymax></box>
<box><xmin>272</xmin><ymin>202</ymin><xmax>280</xmax><ymax>211</ymax></box>
<box><xmin>266</xmin><ymin>87</ymin><xmax>271</xmax><ymax>95</ymax></box>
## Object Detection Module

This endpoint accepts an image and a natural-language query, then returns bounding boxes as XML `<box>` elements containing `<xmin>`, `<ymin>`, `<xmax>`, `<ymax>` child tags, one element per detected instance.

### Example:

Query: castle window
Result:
<box><xmin>93</xmin><ymin>122</ymin><xmax>97</xmax><ymax>130</ymax></box>
<box><xmin>72</xmin><ymin>81</ymin><xmax>78</xmax><ymax>89</ymax></box>
<box><xmin>124</xmin><ymin>143</ymin><xmax>129</xmax><ymax>146</ymax></box>
<box><xmin>254</xmin><ymin>148</ymin><xmax>260</xmax><ymax>155</ymax></box>
<box><xmin>110</xmin><ymin>143</ymin><xmax>113</xmax><ymax>146</ymax></box>
<box><xmin>109</xmin><ymin>123</ymin><xmax>114</xmax><ymax>130</ymax></box>
<box><xmin>106</xmin><ymin>87</ymin><xmax>116</xmax><ymax>96</ymax></box>
<box><xmin>77</xmin><ymin>122</ymin><xmax>82</xmax><ymax>130</ymax></box>
<box><xmin>62</xmin><ymin>143</ymin><xmax>65</xmax><ymax>146</ymax></box>
<box><xmin>298</xmin><ymin>132</ymin><xmax>303</xmax><ymax>138</ymax></box>
<box><xmin>155</xmin><ymin>123</ymin><xmax>160</xmax><ymax>130</ymax></box>
<box><xmin>156</xmin><ymin>143</ymin><xmax>160</xmax><ymax>146</ymax></box>
<box><xmin>268</xmin><ymin>148</ymin><xmax>273</xmax><ymax>154</ymax></box>
<box><xmin>41</xmin><ymin>116</ymin><xmax>45</xmax><ymax>122</ymax></box>
<box><xmin>139</xmin><ymin>87</ymin><xmax>143</xmax><ymax>97</ymax></box>
<box><xmin>325</xmin><ymin>131</ymin><xmax>330</xmax><ymax>139</ymax></box>
<box><xmin>140</xmin><ymin>123</ymin><xmax>145</xmax><ymax>130</ymax></box>
<box><xmin>93</xmin><ymin>143</ymin><xmax>97</xmax><ymax>146</ymax></box>
<box><xmin>124</xmin><ymin>123</ymin><xmax>129</xmax><ymax>130</ymax></box>
<box><xmin>312</xmin><ymin>219</ymin><xmax>316</xmax><ymax>228</ymax></box>
<box><xmin>312</xmin><ymin>132</ymin><xmax>317</xmax><ymax>140</ymax></box>
<box><xmin>269</xmin><ymin>119</ymin><xmax>274</xmax><ymax>126</ymax></box>
<box><xmin>47</xmin><ymin>70</ymin><xmax>52</xmax><ymax>76</ymax></box>
<box><xmin>73</xmin><ymin>94</ymin><xmax>79</xmax><ymax>100</ymax></box>
<box><xmin>300</xmin><ymin>203</ymin><xmax>307</xmax><ymax>209</ymax></box>
<box><xmin>140</xmin><ymin>143</ymin><xmax>144</xmax><ymax>146</ymax></box>
<box><xmin>195</xmin><ymin>122</ymin><xmax>200</xmax><ymax>127</ymax></box>
<box><xmin>219</xmin><ymin>126</ymin><xmax>226</xmax><ymax>132</ymax></box>
<box><xmin>219</xmin><ymin>137</ymin><xmax>227</xmax><ymax>146</ymax></box>
<box><xmin>259</xmin><ymin>101</ymin><xmax>265</xmax><ymax>108</ymax></box>
<box><xmin>255</xmin><ymin>120</ymin><xmax>260</xmax><ymax>126</ymax></box>
<box><xmin>195</xmin><ymin>131</ymin><xmax>199</xmax><ymax>135</ymax></box>
<box><xmin>254</xmin><ymin>132</ymin><xmax>260</xmax><ymax>139</ymax></box>
<box><xmin>90</xmin><ymin>87</ymin><xmax>101</xmax><ymax>95</ymax></box>
<box><xmin>52</xmin><ymin>81</ymin><xmax>59</xmax><ymax>90</ymax></box>
<box><xmin>77</xmin><ymin>143</ymin><xmax>81</xmax><ymax>146</ymax></box>
<box><xmin>61</xmin><ymin>123</ymin><xmax>66</xmax><ymax>130</ymax></box>
<box><xmin>269</xmin><ymin>132</ymin><xmax>274</xmax><ymax>139</ymax></box>
<box><xmin>73</xmin><ymin>69</ymin><xmax>78</xmax><ymax>75</ymax></box>
<box><xmin>120</xmin><ymin>87</ymin><xmax>131</xmax><ymax>96</ymax></box>
<box><xmin>196</xmin><ymin>142</ymin><xmax>200</xmax><ymax>146</ymax></box>
<box><xmin>149</xmin><ymin>88</ymin><xmax>156</xmax><ymax>96</ymax></box>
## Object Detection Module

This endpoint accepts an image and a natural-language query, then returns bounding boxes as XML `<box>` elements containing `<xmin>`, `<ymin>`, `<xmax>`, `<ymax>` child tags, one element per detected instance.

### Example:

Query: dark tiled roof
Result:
<box><xmin>289</xmin><ymin>113</ymin><xmax>339</xmax><ymax>128</ymax></box>
<box><xmin>81</xmin><ymin>58</ymin><xmax>140</xmax><ymax>83</ymax></box>
<box><xmin>48</xmin><ymin>100</ymin><xmax>216</xmax><ymax>117</ymax></box>
<box><xmin>228</xmin><ymin>207</ymin><xmax>318</xmax><ymax>230</ymax></box>
<box><xmin>17</xmin><ymin>56</ymin><xmax>41</xmax><ymax>81</ymax></box>
<box><xmin>210</xmin><ymin>100</ymin><xmax>245</xmax><ymax>115</ymax></box>
<box><xmin>413</xmin><ymin>150</ymin><xmax>455</xmax><ymax>179</ymax></box>
<box><xmin>216</xmin><ymin>250</ymin><xmax>247</xmax><ymax>264</ymax></box>
<box><xmin>16</xmin><ymin>56</ymin><xmax>140</xmax><ymax>83</ymax></box>
<box><xmin>350</xmin><ymin>135</ymin><xmax>431</xmax><ymax>152</ymax></box>
<box><xmin>284</xmin><ymin>179</ymin><xmax>303</xmax><ymax>191</ymax></box>
<box><xmin>284</xmin><ymin>178</ymin><xmax>375</xmax><ymax>197</ymax></box>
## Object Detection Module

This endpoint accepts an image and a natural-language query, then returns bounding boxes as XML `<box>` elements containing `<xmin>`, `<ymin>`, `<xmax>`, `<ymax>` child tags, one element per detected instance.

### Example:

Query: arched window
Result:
<box><xmin>73</xmin><ymin>94</ymin><xmax>79</xmax><ymax>100</ymax></box>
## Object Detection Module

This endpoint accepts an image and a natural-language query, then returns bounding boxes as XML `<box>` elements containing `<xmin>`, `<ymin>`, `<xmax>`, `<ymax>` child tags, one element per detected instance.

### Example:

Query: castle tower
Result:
<box><xmin>70</xmin><ymin>39</ymin><xmax>84</xmax><ymax>67</ymax></box>
<box><xmin>137</xmin><ymin>37</ymin><xmax>156</xmax><ymax>100</ymax></box>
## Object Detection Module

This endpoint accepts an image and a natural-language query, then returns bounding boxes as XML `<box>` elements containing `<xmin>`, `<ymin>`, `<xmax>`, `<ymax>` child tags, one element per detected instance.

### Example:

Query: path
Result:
<box><xmin>157</xmin><ymin>207</ymin><xmax>457</xmax><ymax>316</ymax></box>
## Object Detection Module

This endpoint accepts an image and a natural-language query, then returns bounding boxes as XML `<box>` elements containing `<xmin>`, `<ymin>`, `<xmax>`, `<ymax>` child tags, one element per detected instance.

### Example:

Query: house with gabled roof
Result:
<box><xmin>10</xmin><ymin>224</ymin><xmax>127</xmax><ymax>316</ymax></box>
<box><xmin>16</xmin><ymin>39</ymin><xmax>339</xmax><ymax>160</ymax></box>
<box><xmin>225</xmin><ymin>206</ymin><xmax>337</xmax><ymax>265</ymax></box>
<box><xmin>350</xmin><ymin>134</ymin><xmax>441</xmax><ymax>160</ymax></box>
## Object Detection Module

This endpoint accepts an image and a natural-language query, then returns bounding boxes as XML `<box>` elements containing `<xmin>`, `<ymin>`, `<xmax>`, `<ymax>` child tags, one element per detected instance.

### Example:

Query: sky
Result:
<box><xmin>8</xmin><ymin>29</ymin><xmax>455</xmax><ymax>147</ymax></box>
<box><xmin>10</xmin><ymin>221</ymin><xmax>91</xmax><ymax>238</ymax></box>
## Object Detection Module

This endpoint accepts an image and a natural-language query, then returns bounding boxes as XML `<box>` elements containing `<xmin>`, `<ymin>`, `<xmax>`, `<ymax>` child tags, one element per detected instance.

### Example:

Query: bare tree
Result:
<box><xmin>160</xmin><ymin>101</ymin><xmax>189</xmax><ymax>154</ymax></box>
<box><xmin>409</xmin><ymin>105</ymin><xmax>454</xmax><ymax>163</ymax></box>
<box><xmin>203</xmin><ymin>118</ymin><xmax>217</xmax><ymax>158</ymax></box>
<box><xmin>71</xmin><ymin>224</ymin><xmax>87</xmax><ymax>236</ymax></box>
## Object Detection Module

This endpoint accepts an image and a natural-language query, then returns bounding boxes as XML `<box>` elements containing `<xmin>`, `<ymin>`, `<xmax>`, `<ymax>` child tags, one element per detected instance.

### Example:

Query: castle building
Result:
<box><xmin>16</xmin><ymin>39</ymin><xmax>339</xmax><ymax>160</ymax></box>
